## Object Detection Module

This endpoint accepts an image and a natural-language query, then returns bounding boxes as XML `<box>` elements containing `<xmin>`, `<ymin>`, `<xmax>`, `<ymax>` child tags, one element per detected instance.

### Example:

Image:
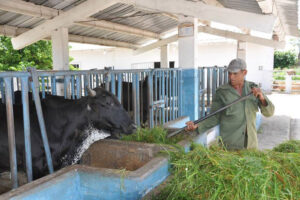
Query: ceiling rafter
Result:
<box><xmin>134</xmin><ymin>24</ymin><xmax>285</xmax><ymax>55</ymax></box>
<box><xmin>0</xmin><ymin>0</ymin><xmax>159</xmax><ymax>41</ymax></box>
<box><xmin>256</xmin><ymin>0</ymin><xmax>285</xmax><ymax>41</ymax></box>
<box><xmin>0</xmin><ymin>25</ymin><xmax>138</xmax><ymax>49</ymax></box>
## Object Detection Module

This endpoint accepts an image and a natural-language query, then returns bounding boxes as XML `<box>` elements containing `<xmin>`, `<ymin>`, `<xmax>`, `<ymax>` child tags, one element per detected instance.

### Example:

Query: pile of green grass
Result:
<box><xmin>121</xmin><ymin>126</ymin><xmax>182</xmax><ymax>144</ymax></box>
<box><xmin>122</xmin><ymin>127</ymin><xmax>300</xmax><ymax>199</ymax></box>
<box><xmin>153</xmin><ymin>143</ymin><xmax>300</xmax><ymax>200</ymax></box>
<box><xmin>273</xmin><ymin>140</ymin><xmax>300</xmax><ymax>153</ymax></box>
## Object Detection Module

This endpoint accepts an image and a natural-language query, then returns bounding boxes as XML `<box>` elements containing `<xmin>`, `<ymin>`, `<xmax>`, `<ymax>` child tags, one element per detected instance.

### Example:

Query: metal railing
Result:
<box><xmin>198</xmin><ymin>66</ymin><xmax>228</xmax><ymax>118</ymax></box>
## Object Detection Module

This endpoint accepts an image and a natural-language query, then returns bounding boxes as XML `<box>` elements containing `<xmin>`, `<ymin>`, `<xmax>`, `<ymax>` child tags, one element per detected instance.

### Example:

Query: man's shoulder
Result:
<box><xmin>216</xmin><ymin>83</ymin><xmax>231</xmax><ymax>91</ymax></box>
<box><xmin>246</xmin><ymin>81</ymin><xmax>258</xmax><ymax>88</ymax></box>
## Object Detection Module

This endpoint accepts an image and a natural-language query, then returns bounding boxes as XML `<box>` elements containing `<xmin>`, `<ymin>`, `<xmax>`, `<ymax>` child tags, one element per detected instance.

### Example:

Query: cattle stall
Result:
<box><xmin>0</xmin><ymin>66</ymin><xmax>226</xmax><ymax>190</ymax></box>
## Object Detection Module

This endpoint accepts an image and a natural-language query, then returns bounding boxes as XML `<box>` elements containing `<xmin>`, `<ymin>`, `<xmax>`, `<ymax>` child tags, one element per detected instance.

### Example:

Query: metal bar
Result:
<box><xmin>168</xmin><ymin>92</ymin><xmax>253</xmax><ymax>138</ymax></box>
<box><xmin>64</xmin><ymin>75</ymin><xmax>71</xmax><ymax>99</ymax></box>
<box><xmin>0</xmin><ymin>78</ymin><xmax>5</xmax><ymax>103</ymax></box>
<box><xmin>135</xmin><ymin>73</ymin><xmax>140</xmax><ymax>126</ymax></box>
<box><xmin>28</xmin><ymin>68</ymin><xmax>54</xmax><ymax>174</ymax></box>
<box><xmin>207</xmin><ymin>68</ymin><xmax>211</xmax><ymax>108</ymax></box>
<box><xmin>178</xmin><ymin>70</ymin><xmax>182</xmax><ymax>117</ymax></box>
<box><xmin>46</xmin><ymin>77</ymin><xmax>49</xmax><ymax>94</ymax></box>
<box><xmin>168</xmin><ymin>71</ymin><xmax>171</xmax><ymax>121</ymax></box>
<box><xmin>117</xmin><ymin>73</ymin><xmax>122</xmax><ymax>102</ymax></box>
<box><xmin>51</xmin><ymin>76</ymin><xmax>56</xmax><ymax>95</ymax></box>
<box><xmin>224</xmin><ymin>67</ymin><xmax>228</xmax><ymax>83</ymax></box>
<box><xmin>161</xmin><ymin>71</ymin><xmax>165</xmax><ymax>124</ymax></box>
<box><xmin>4</xmin><ymin>77</ymin><xmax>18</xmax><ymax>188</ymax></box>
<box><xmin>172</xmin><ymin>71</ymin><xmax>176</xmax><ymax>120</ymax></box>
<box><xmin>147</xmin><ymin>71</ymin><xmax>154</xmax><ymax>128</ymax></box>
<box><xmin>212</xmin><ymin>67</ymin><xmax>217</xmax><ymax>96</ymax></box>
<box><xmin>132</xmin><ymin>73</ymin><xmax>137</xmax><ymax>125</ymax></box>
<box><xmin>96</xmin><ymin>73</ymin><xmax>99</xmax><ymax>87</ymax></box>
<box><xmin>11</xmin><ymin>78</ymin><xmax>15</xmax><ymax>104</ymax></box>
<box><xmin>41</xmin><ymin>77</ymin><xmax>45</xmax><ymax>99</ymax></box>
<box><xmin>84</xmin><ymin>75</ymin><xmax>89</xmax><ymax>96</ymax></box>
<box><xmin>71</xmin><ymin>75</ymin><xmax>75</xmax><ymax>100</ymax></box>
<box><xmin>105</xmin><ymin>71</ymin><xmax>110</xmax><ymax>91</ymax></box>
<box><xmin>165</xmin><ymin>71</ymin><xmax>169</xmax><ymax>122</ymax></box>
<box><xmin>76</xmin><ymin>75</ymin><xmax>82</xmax><ymax>99</ymax></box>
<box><xmin>21</xmin><ymin>77</ymin><xmax>33</xmax><ymax>182</ymax></box>
<box><xmin>111</xmin><ymin>73</ymin><xmax>116</xmax><ymax>95</ymax></box>
<box><xmin>200</xmin><ymin>68</ymin><xmax>205</xmax><ymax>118</ymax></box>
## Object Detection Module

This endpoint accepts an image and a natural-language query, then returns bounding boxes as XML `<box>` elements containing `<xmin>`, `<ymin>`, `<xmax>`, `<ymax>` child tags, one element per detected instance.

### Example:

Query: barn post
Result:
<box><xmin>51</xmin><ymin>27</ymin><xmax>70</xmax><ymax>96</ymax></box>
<box><xmin>178</xmin><ymin>17</ymin><xmax>199</xmax><ymax>121</ymax></box>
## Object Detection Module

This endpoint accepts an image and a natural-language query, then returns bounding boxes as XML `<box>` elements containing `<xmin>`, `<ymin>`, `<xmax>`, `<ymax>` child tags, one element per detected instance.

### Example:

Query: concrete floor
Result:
<box><xmin>258</xmin><ymin>93</ymin><xmax>300</xmax><ymax>150</ymax></box>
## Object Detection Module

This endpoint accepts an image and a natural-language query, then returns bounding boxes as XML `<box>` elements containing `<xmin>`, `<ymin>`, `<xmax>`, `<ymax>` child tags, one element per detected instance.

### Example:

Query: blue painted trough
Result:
<box><xmin>0</xmin><ymin>140</ymin><xmax>169</xmax><ymax>200</ymax></box>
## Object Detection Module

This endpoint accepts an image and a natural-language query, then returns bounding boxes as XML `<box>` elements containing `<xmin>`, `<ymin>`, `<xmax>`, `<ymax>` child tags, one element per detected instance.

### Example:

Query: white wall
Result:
<box><xmin>70</xmin><ymin>48</ymin><xmax>160</xmax><ymax>70</ymax></box>
<box><xmin>245</xmin><ymin>43</ymin><xmax>274</xmax><ymax>92</ymax></box>
<box><xmin>70</xmin><ymin>40</ymin><xmax>274</xmax><ymax>91</ymax></box>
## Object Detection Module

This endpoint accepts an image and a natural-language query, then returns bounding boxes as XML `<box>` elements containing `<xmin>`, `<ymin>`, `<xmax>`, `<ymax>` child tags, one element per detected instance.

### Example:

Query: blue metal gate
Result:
<box><xmin>198</xmin><ymin>66</ymin><xmax>228</xmax><ymax>118</ymax></box>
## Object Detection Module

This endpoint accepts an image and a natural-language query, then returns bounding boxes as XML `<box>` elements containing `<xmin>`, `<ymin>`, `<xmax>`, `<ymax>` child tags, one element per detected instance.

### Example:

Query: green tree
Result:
<box><xmin>0</xmin><ymin>36</ymin><xmax>79</xmax><ymax>71</ymax></box>
<box><xmin>0</xmin><ymin>36</ymin><xmax>53</xmax><ymax>71</ymax></box>
<box><xmin>274</xmin><ymin>50</ymin><xmax>298</xmax><ymax>69</ymax></box>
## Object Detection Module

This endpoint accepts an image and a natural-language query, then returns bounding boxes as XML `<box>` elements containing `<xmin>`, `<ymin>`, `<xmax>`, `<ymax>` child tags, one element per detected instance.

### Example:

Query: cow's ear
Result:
<box><xmin>87</xmin><ymin>104</ymin><xmax>92</xmax><ymax>111</ymax></box>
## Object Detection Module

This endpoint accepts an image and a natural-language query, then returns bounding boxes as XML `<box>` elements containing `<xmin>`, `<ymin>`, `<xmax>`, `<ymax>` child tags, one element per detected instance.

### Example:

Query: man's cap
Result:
<box><xmin>227</xmin><ymin>58</ymin><xmax>247</xmax><ymax>73</ymax></box>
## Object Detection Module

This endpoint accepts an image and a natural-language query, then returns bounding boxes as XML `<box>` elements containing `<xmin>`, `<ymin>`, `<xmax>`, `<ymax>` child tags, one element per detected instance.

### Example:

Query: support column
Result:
<box><xmin>237</xmin><ymin>41</ymin><xmax>246</xmax><ymax>60</ymax></box>
<box><xmin>160</xmin><ymin>45</ymin><xmax>169</xmax><ymax>68</ymax></box>
<box><xmin>51</xmin><ymin>27</ymin><xmax>69</xmax><ymax>96</ymax></box>
<box><xmin>178</xmin><ymin>17</ymin><xmax>199</xmax><ymax>121</ymax></box>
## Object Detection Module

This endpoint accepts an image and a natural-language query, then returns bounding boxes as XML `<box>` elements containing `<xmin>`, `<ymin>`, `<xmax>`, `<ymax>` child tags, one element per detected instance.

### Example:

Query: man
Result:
<box><xmin>186</xmin><ymin>58</ymin><xmax>274</xmax><ymax>150</ymax></box>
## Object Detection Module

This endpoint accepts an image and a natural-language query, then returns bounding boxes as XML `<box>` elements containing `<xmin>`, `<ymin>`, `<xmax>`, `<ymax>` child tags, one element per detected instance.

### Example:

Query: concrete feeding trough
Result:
<box><xmin>0</xmin><ymin>140</ymin><xmax>169</xmax><ymax>200</ymax></box>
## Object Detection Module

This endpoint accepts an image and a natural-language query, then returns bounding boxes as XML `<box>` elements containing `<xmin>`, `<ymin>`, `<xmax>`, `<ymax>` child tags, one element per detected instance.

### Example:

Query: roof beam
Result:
<box><xmin>134</xmin><ymin>25</ymin><xmax>285</xmax><ymax>54</ymax></box>
<box><xmin>0</xmin><ymin>25</ymin><xmax>138</xmax><ymax>49</ymax></box>
<box><xmin>198</xmin><ymin>26</ymin><xmax>285</xmax><ymax>49</ymax></box>
<box><xmin>0</xmin><ymin>0</ymin><xmax>159</xmax><ymax>40</ymax></box>
<box><xmin>133</xmin><ymin>35</ymin><xmax>178</xmax><ymax>55</ymax></box>
<box><xmin>10</xmin><ymin>0</ymin><xmax>125</xmax><ymax>49</ymax></box>
<box><xmin>130</xmin><ymin>0</ymin><xmax>276</xmax><ymax>33</ymax></box>
<box><xmin>256</xmin><ymin>0</ymin><xmax>285</xmax><ymax>41</ymax></box>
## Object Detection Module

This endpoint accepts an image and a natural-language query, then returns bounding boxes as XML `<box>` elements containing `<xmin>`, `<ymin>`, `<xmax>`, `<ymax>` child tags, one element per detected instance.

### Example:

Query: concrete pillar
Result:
<box><xmin>237</xmin><ymin>41</ymin><xmax>246</xmax><ymax>60</ymax></box>
<box><xmin>178</xmin><ymin>17</ymin><xmax>199</xmax><ymax>121</ymax></box>
<box><xmin>51</xmin><ymin>27</ymin><xmax>69</xmax><ymax>96</ymax></box>
<box><xmin>160</xmin><ymin>45</ymin><xmax>169</xmax><ymax>68</ymax></box>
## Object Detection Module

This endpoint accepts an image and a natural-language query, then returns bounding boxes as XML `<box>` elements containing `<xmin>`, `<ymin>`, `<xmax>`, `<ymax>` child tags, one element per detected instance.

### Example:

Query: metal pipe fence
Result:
<box><xmin>198</xmin><ymin>66</ymin><xmax>228</xmax><ymax>118</ymax></box>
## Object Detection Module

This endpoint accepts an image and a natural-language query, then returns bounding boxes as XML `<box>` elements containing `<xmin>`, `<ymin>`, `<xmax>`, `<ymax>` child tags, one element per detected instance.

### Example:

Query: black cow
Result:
<box><xmin>120</xmin><ymin>79</ymin><xmax>149</xmax><ymax>125</ymax></box>
<box><xmin>0</xmin><ymin>87</ymin><xmax>135</xmax><ymax>179</ymax></box>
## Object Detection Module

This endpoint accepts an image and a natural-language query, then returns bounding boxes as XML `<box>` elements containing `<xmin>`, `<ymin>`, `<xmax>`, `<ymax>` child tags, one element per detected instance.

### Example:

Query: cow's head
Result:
<box><xmin>86</xmin><ymin>87</ymin><xmax>136</xmax><ymax>138</ymax></box>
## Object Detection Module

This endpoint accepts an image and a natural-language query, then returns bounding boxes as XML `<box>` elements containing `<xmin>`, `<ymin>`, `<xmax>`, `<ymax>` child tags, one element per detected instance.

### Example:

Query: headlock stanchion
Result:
<box><xmin>28</xmin><ymin>68</ymin><xmax>54</xmax><ymax>174</ymax></box>
<box><xmin>0</xmin><ymin>66</ymin><xmax>229</xmax><ymax>188</ymax></box>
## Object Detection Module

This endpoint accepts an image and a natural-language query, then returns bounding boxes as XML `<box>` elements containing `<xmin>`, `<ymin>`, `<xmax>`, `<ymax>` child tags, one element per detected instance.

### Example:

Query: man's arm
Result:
<box><xmin>251</xmin><ymin>87</ymin><xmax>275</xmax><ymax>117</ymax></box>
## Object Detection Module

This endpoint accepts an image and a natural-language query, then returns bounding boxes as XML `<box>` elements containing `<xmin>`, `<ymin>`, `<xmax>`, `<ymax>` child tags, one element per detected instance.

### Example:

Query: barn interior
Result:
<box><xmin>0</xmin><ymin>0</ymin><xmax>299</xmax><ymax>199</ymax></box>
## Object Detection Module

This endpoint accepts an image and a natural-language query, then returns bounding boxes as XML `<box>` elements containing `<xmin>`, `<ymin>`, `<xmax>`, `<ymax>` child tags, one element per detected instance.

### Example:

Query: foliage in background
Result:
<box><xmin>0</xmin><ymin>36</ymin><xmax>52</xmax><ymax>71</ymax></box>
<box><xmin>274</xmin><ymin>50</ymin><xmax>298</xmax><ymax>69</ymax></box>
<box><xmin>121</xmin><ymin>126</ymin><xmax>182</xmax><ymax>145</ymax></box>
<box><xmin>273</xmin><ymin>68</ymin><xmax>300</xmax><ymax>80</ymax></box>
<box><xmin>0</xmin><ymin>36</ymin><xmax>78</xmax><ymax>71</ymax></box>
<box><xmin>153</xmin><ymin>143</ymin><xmax>300</xmax><ymax>200</ymax></box>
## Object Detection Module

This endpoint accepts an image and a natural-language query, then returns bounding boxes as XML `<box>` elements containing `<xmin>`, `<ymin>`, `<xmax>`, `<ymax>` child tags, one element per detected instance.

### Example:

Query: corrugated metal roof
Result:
<box><xmin>91</xmin><ymin>3</ymin><xmax>179</xmax><ymax>34</ymax></box>
<box><xmin>0</xmin><ymin>0</ymin><xmax>298</xmax><ymax>48</ymax></box>
<box><xmin>218</xmin><ymin>0</ymin><xmax>263</xmax><ymax>14</ymax></box>
<box><xmin>276</xmin><ymin>0</ymin><xmax>299</xmax><ymax>37</ymax></box>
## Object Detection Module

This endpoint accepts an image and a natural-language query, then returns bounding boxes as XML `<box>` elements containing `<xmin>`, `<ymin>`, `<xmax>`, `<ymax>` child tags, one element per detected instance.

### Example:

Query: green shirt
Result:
<box><xmin>198</xmin><ymin>81</ymin><xmax>275</xmax><ymax>150</ymax></box>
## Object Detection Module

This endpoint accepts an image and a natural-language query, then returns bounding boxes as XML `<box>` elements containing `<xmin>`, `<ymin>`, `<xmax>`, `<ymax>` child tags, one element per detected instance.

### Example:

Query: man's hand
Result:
<box><xmin>251</xmin><ymin>87</ymin><xmax>267</xmax><ymax>106</ymax></box>
<box><xmin>185</xmin><ymin>121</ymin><xmax>198</xmax><ymax>131</ymax></box>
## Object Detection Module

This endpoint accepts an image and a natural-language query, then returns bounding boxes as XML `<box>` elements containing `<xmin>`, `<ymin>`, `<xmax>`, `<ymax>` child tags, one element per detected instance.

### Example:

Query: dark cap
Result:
<box><xmin>227</xmin><ymin>58</ymin><xmax>247</xmax><ymax>73</ymax></box>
